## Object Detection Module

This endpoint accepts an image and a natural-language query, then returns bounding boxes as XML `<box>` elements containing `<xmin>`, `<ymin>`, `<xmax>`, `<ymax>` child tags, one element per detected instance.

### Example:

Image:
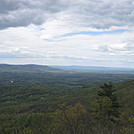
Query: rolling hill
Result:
<box><xmin>0</xmin><ymin>64</ymin><xmax>62</xmax><ymax>73</ymax></box>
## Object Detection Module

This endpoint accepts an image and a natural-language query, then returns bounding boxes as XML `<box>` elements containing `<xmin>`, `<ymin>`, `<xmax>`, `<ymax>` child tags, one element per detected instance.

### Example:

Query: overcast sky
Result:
<box><xmin>0</xmin><ymin>0</ymin><xmax>134</xmax><ymax>68</ymax></box>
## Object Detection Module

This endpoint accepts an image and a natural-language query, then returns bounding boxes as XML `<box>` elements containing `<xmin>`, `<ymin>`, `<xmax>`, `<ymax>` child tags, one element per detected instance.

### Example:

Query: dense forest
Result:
<box><xmin>0</xmin><ymin>65</ymin><xmax>134</xmax><ymax>134</ymax></box>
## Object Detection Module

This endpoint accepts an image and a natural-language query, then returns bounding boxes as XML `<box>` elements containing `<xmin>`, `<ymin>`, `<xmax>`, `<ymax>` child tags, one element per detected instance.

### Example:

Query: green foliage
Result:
<box><xmin>90</xmin><ymin>82</ymin><xmax>122</xmax><ymax>134</ymax></box>
<box><xmin>114</xmin><ymin>80</ymin><xmax>134</xmax><ymax>134</ymax></box>
<box><xmin>92</xmin><ymin>96</ymin><xmax>113</xmax><ymax>124</ymax></box>
<box><xmin>53</xmin><ymin>103</ymin><xmax>87</xmax><ymax>134</ymax></box>
<box><xmin>0</xmin><ymin>71</ymin><xmax>134</xmax><ymax>134</ymax></box>
<box><xmin>98</xmin><ymin>82</ymin><xmax>120</xmax><ymax>120</ymax></box>
<box><xmin>22</xmin><ymin>128</ymin><xmax>33</xmax><ymax>134</ymax></box>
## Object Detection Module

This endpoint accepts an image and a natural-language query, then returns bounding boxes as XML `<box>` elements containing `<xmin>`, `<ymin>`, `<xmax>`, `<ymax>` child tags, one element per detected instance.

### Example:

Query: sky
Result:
<box><xmin>0</xmin><ymin>0</ymin><xmax>134</xmax><ymax>68</ymax></box>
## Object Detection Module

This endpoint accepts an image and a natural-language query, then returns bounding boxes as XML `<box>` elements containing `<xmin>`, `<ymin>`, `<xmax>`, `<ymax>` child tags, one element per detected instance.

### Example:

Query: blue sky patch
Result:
<box><xmin>57</xmin><ymin>29</ymin><xmax>130</xmax><ymax>38</ymax></box>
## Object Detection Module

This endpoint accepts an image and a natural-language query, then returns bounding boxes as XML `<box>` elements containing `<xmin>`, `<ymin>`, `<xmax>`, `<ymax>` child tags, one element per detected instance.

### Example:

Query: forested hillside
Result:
<box><xmin>0</xmin><ymin>70</ymin><xmax>134</xmax><ymax>134</ymax></box>
<box><xmin>0</xmin><ymin>64</ymin><xmax>62</xmax><ymax>73</ymax></box>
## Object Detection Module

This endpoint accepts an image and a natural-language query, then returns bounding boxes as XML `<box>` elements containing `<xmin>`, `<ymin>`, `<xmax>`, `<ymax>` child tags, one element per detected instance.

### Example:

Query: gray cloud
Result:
<box><xmin>66</xmin><ymin>0</ymin><xmax>134</xmax><ymax>29</ymax></box>
<box><xmin>0</xmin><ymin>0</ymin><xmax>134</xmax><ymax>29</ymax></box>
<box><xmin>0</xmin><ymin>0</ymin><xmax>67</xmax><ymax>29</ymax></box>
<box><xmin>124</xmin><ymin>44</ymin><xmax>134</xmax><ymax>50</ymax></box>
<box><xmin>98</xmin><ymin>43</ymin><xmax>134</xmax><ymax>55</ymax></box>
<box><xmin>98</xmin><ymin>45</ymin><xmax>111</xmax><ymax>52</ymax></box>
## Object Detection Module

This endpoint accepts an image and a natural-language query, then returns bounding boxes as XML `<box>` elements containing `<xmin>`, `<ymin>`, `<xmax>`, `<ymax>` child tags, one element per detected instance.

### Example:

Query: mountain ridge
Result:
<box><xmin>0</xmin><ymin>64</ymin><xmax>134</xmax><ymax>73</ymax></box>
<box><xmin>51</xmin><ymin>65</ymin><xmax>134</xmax><ymax>73</ymax></box>
<box><xmin>0</xmin><ymin>64</ymin><xmax>62</xmax><ymax>73</ymax></box>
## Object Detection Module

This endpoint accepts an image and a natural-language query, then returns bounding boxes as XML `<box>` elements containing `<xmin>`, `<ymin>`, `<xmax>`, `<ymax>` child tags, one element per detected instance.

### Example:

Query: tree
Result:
<box><xmin>92</xmin><ymin>83</ymin><xmax>121</xmax><ymax>134</ymax></box>
<box><xmin>92</xmin><ymin>82</ymin><xmax>120</xmax><ymax>124</ymax></box>
<box><xmin>92</xmin><ymin>96</ymin><xmax>113</xmax><ymax>124</ymax></box>
<box><xmin>53</xmin><ymin>103</ymin><xmax>87</xmax><ymax>134</ymax></box>
<box><xmin>98</xmin><ymin>82</ymin><xmax>120</xmax><ymax>121</ymax></box>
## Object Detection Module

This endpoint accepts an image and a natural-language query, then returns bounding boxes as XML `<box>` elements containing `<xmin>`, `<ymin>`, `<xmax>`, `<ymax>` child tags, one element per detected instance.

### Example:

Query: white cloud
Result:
<box><xmin>0</xmin><ymin>0</ymin><xmax>134</xmax><ymax>67</ymax></box>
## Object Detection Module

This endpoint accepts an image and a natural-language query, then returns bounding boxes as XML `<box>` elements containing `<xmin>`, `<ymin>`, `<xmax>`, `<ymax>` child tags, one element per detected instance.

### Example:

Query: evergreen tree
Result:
<box><xmin>98</xmin><ymin>82</ymin><xmax>120</xmax><ymax>120</ymax></box>
<box><xmin>92</xmin><ymin>82</ymin><xmax>120</xmax><ymax>126</ymax></box>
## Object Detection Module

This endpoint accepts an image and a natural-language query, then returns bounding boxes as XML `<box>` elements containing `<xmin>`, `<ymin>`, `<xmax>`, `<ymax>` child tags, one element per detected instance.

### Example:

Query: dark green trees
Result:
<box><xmin>99</xmin><ymin>82</ymin><xmax>120</xmax><ymax>120</ymax></box>
<box><xmin>91</xmin><ymin>82</ymin><xmax>121</xmax><ymax>134</ymax></box>
<box><xmin>93</xmin><ymin>82</ymin><xmax>120</xmax><ymax>125</ymax></box>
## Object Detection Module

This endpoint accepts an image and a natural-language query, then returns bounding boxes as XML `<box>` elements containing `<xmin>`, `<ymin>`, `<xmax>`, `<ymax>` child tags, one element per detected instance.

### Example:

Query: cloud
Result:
<box><xmin>0</xmin><ymin>0</ymin><xmax>134</xmax><ymax>68</ymax></box>
<box><xmin>0</xmin><ymin>0</ymin><xmax>68</xmax><ymax>29</ymax></box>
<box><xmin>0</xmin><ymin>26</ymin><xmax>134</xmax><ymax>57</ymax></box>
<box><xmin>0</xmin><ymin>48</ymin><xmax>31</xmax><ymax>58</ymax></box>
<box><xmin>53</xmin><ymin>0</ymin><xmax>134</xmax><ymax>29</ymax></box>
<box><xmin>97</xmin><ymin>44</ymin><xmax>134</xmax><ymax>56</ymax></box>
<box><xmin>0</xmin><ymin>0</ymin><xmax>134</xmax><ymax>29</ymax></box>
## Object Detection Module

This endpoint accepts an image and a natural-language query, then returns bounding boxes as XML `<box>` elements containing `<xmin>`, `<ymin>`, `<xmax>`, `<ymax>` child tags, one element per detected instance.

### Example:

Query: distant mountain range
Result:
<box><xmin>0</xmin><ymin>64</ymin><xmax>134</xmax><ymax>73</ymax></box>
<box><xmin>0</xmin><ymin>64</ymin><xmax>62</xmax><ymax>73</ymax></box>
<box><xmin>51</xmin><ymin>65</ymin><xmax>134</xmax><ymax>73</ymax></box>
